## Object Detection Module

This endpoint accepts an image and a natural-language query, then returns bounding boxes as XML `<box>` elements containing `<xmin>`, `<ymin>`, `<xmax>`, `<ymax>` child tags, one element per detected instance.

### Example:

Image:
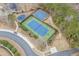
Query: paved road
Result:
<box><xmin>50</xmin><ymin>48</ymin><xmax>79</xmax><ymax>56</ymax></box>
<box><xmin>0</xmin><ymin>31</ymin><xmax>79</xmax><ymax>56</ymax></box>
<box><xmin>0</xmin><ymin>31</ymin><xmax>37</xmax><ymax>56</ymax></box>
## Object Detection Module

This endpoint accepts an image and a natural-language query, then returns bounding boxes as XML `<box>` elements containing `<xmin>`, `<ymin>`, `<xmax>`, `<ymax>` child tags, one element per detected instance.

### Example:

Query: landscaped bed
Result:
<box><xmin>0</xmin><ymin>40</ymin><xmax>21</xmax><ymax>56</ymax></box>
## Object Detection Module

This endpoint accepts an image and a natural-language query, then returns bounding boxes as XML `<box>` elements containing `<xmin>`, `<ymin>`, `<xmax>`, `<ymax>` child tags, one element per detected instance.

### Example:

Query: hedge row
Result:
<box><xmin>0</xmin><ymin>40</ymin><xmax>21</xmax><ymax>56</ymax></box>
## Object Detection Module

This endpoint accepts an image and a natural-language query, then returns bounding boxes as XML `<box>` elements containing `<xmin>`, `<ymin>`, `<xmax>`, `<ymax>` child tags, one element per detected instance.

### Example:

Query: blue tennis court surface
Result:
<box><xmin>36</xmin><ymin>26</ymin><xmax>48</xmax><ymax>36</ymax></box>
<box><xmin>33</xmin><ymin>9</ymin><xmax>48</xmax><ymax>21</ymax></box>
<box><xmin>28</xmin><ymin>20</ymin><xmax>40</xmax><ymax>30</ymax></box>
<box><xmin>17</xmin><ymin>15</ymin><xmax>26</xmax><ymax>22</ymax></box>
<box><xmin>21</xmin><ymin>16</ymin><xmax>56</xmax><ymax>40</ymax></box>
<box><xmin>27</xmin><ymin>20</ymin><xmax>48</xmax><ymax>36</ymax></box>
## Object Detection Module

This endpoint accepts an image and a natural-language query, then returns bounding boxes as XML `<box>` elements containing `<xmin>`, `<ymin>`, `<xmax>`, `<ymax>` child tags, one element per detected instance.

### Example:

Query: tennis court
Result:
<box><xmin>21</xmin><ymin>16</ymin><xmax>55</xmax><ymax>40</ymax></box>
<box><xmin>33</xmin><ymin>9</ymin><xmax>48</xmax><ymax>21</ymax></box>
<box><xmin>17</xmin><ymin>15</ymin><xmax>26</xmax><ymax>22</ymax></box>
<box><xmin>27</xmin><ymin>20</ymin><xmax>49</xmax><ymax>36</ymax></box>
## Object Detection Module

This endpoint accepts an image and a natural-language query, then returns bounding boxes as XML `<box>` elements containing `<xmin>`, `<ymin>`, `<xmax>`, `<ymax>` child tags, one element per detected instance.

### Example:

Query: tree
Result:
<box><xmin>40</xmin><ymin>4</ymin><xmax>79</xmax><ymax>48</ymax></box>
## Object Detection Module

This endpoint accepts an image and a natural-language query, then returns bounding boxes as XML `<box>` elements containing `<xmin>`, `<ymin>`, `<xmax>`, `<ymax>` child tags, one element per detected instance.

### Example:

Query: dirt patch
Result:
<box><xmin>0</xmin><ymin>47</ymin><xmax>11</xmax><ymax>56</ymax></box>
<box><xmin>51</xmin><ymin>33</ymin><xmax>70</xmax><ymax>51</ymax></box>
<box><xmin>46</xmin><ymin>16</ymin><xmax>70</xmax><ymax>51</ymax></box>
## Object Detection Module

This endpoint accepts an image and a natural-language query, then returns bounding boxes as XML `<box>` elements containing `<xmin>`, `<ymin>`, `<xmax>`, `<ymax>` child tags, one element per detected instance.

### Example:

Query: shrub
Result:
<box><xmin>0</xmin><ymin>40</ymin><xmax>21</xmax><ymax>56</ymax></box>
<box><xmin>14</xmin><ymin>51</ymin><xmax>21</xmax><ymax>56</ymax></box>
<box><xmin>7</xmin><ymin>44</ymin><xmax>13</xmax><ymax>50</ymax></box>
<box><xmin>11</xmin><ymin>47</ymin><xmax>17</xmax><ymax>53</ymax></box>
<box><xmin>0</xmin><ymin>40</ymin><xmax>8</xmax><ymax>46</ymax></box>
